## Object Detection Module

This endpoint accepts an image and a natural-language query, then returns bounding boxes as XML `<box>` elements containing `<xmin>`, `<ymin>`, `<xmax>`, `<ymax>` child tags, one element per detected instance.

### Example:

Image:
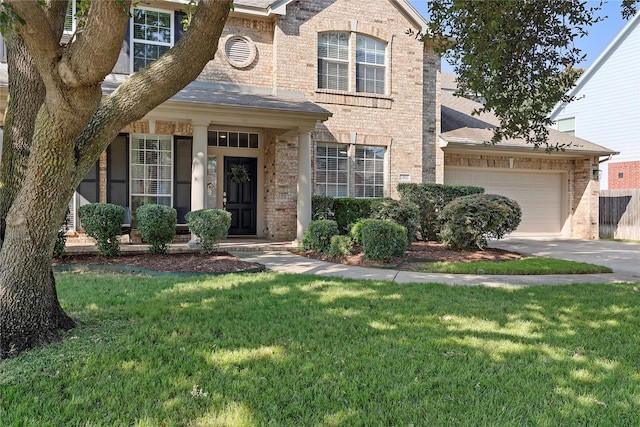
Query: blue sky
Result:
<box><xmin>407</xmin><ymin>0</ymin><xmax>630</xmax><ymax>74</ymax></box>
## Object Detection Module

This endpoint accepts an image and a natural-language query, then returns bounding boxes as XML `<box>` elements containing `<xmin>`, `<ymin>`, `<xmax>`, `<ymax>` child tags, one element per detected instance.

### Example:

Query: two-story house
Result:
<box><xmin>0</xmin><ymin>0</ymin><xmax>615</xmax><ymax>241</ymax></box>
<box><xmin>550</xmin><ymin>13</ymin><xmax>640</xmax><ymax>190</ymax></box>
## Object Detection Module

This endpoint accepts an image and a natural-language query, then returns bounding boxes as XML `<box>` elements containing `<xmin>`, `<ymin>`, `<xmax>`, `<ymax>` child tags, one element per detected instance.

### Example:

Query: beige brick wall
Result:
<box><xmin>444</xmin><ymin>152</ymin><xmax>599</xmax><ymax>238</ymax></box>
<box><xmin>273</xmin><ymin>0</ymin><xmax>437</xmax><ymax>199</ymax></box>
<box><xmin>199</xmin><ymin>17</ymin><xmax>275</xmax><ymax>87</ymax></box>
<box><xmin>263</xmin><ymin>130</ymin><xmax>298</xmax><ymax>240</ymax></box>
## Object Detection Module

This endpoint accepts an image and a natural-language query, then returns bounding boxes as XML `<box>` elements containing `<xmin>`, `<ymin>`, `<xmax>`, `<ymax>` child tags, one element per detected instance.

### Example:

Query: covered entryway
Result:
<box><xmin>224</xmin><ymin>156</ymin><xmax>257</xmax><ymax>235</ymax></box>
<box><xmin>445</xmin><ymin>168</ymin><xmax>566</xmax><ymax>234</ymax></box>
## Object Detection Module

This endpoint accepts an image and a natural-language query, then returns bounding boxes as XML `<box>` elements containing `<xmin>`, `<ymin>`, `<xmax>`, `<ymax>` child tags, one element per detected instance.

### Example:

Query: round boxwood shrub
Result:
<box><xmin>371</xmin><ymin>198</ymin><xmax>420</xmax><ymax>242</ymax></box>
<box><xmin>136</xmin><ymin>204</ymin><xmax>177</xmax><ymax>254</ymax></box>
<box><xmin>78</xmin><ymin>203</ymin><xmax>125</xmax><ymax>256</ymax></box>
<box><xmin>186</xmin><ymin>209</ymin><xmax>232</xmax><ymax>253</ymax></box>
<box><xmin>329</xmin><ymin>235</ymin><xmax>353</xmax><ymax>258</ymax></box>
<box><xmin>348</xmin><ymin>218</ymin><xmax>367</xmax><ymax>245</ymax></box>
<box><xmin>360</xmin><ymin>219</ymin><xmax>408</xmax><ymax>262</ymax></box>
<box><xmin>301</xmin><ymin>220</ymin><xmax>339</xmax><ymax>253</ymax></box>
<box><xmin>438</xmin><ymin>193</ymin><xmax>521</xmax><ymax>250</ymax></box>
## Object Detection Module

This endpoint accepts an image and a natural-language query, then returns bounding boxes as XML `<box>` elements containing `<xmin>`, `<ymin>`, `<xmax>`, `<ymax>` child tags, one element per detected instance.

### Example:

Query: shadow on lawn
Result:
<box><xmin>3</xmin><ymin>272</ymin><xmax>639</xmax><ymax>425</ymax></box>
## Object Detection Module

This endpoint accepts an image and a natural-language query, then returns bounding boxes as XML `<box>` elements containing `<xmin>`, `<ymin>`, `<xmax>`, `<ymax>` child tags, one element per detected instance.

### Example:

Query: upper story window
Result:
<box><xmin>132</xmin><ymin>7</ymin><xmax>173</xmax><ymax>72</ymax></box>
<box><xmin>557</xmin><ymin>117</ymin><xmax>576</xmax><ymax>136</ymax></box>
<box><xmin>356</xmin><ymin>35</ymin><xmax>385</xmax><ymax>94</ymax></box>
<box><xmin>318</xmin><ymin>33</ymin><xmax>349</xmax><ymax>91</ymax></box>
<box><xmin>317</xmin><ymin>32</ymin><xmax>387</xmax><ymax>95</ymax></box>
<box><xmin>64</xmin><ymin>1</ymin><xmax>76</xmax><ymax>34</ymax></box>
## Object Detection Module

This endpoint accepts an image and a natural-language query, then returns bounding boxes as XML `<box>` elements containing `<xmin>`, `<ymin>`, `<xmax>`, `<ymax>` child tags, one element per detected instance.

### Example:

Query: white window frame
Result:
<box><xmin>317</xmin><ymin>32</ymin><xmax>387</xmax><ymax>95</ymax></box>
<box><xmin>131</xmin><ymin>6</ymin><xmax>174</xmax><ymax>73</ymax></box>
<box><xmin>130</xmin><ymin>134</ymin><xmax>174</xmax><ymax>216</ymax></box>
<box><xmin>356</xmin><ymin>35</ymin><xmax>386</xmax><ymax>94</ymax></box>
<box><xmin>354</xmin><ymin>145</ymin><xmax>385</xmax><ymax>198</ymax></box>
<box><xmin>317</xmin><ymin>32</ymin><xmax>350</xmax><ymax>91</ymax></box>
<box><xmin>315</xmin><ymin>143</ymin><xmax>349</xmax><ymax>197</ymax></box>
<box><xmin>557</xmin><ymin>117</ymin><xmax>576</xmax><ymax>136</ymax></box>
<box><xmin>64</xmin><ymin>0</ymin><xmax>77</xmax><ymax>35</ymax></box>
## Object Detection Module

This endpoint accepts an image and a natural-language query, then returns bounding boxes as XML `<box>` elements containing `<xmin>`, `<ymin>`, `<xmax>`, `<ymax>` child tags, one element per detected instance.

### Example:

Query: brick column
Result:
<box><xmin>297</xmin><ymin>130</ymin><xmax>312</xmax><ymax>244</ymax></box>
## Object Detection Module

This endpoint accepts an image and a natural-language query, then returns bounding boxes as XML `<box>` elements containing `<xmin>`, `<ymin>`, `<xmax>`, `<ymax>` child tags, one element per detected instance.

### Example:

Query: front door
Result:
<box><xmin>224</xmin><ymin>156</ymin><xmax>257</xmax><ymax>235</ymax></box>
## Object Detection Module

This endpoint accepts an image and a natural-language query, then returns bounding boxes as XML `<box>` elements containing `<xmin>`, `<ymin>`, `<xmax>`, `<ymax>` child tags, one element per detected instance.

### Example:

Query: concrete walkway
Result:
<box><xmin>232</xmin><ymin>238</ymin><xmax>640</xmax><ymax>287</ymax></box>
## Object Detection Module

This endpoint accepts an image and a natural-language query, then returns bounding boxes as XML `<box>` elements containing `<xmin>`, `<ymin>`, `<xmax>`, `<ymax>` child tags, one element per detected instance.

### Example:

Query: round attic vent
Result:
<box><xmin>224</xmin><ymin>36</ymin><xmax>256</xmax><ymax>68</ymax></box>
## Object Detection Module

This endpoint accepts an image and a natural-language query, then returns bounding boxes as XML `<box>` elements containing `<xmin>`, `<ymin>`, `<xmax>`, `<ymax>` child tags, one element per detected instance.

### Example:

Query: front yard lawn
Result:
<box><xmin>412</xmin><ymin>257</ymin><xmax>613</xmax><ymax>275</ymax></box>
<box><xmin>2</xmin><ymin>272</ymin><xmax>639</xmax><ymax>425</ymax></box>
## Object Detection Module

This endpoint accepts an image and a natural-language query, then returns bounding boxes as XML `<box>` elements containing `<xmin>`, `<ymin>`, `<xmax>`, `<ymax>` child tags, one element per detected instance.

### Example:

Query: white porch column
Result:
<box><xmin>189</xmin><ymin>120</ymin><xmax>209</xmax><ymax>246</ymax></box>
<box><xmin>297</xmin><ymin>130</ymin><xmax>312</xmax><ymax>244</ymax></box>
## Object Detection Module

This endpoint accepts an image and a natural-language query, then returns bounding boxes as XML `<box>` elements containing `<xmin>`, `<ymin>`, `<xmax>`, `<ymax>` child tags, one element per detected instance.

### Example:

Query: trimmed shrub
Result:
<box><xmin>371</xmin><ymin>198</ymin><xmax>420</xmax><ymax>242</ymax></box>
<box><xmin>78</xmin><ymin>203</ymin><xmax>125</xmax><ymax>257</ymax></box>
<box><xmin>438</xmin><ymin>193</ymin><xmax>522</xmax><ymax>250</ymax></box>
<box><xmin>398</xmin><ymin>183</ymin><xmax>485</xmax><ymax>241</ymax></box>
<box><xmin>312</xmin><ymin>195</ymin><xmax>335</xmax><ymax>220</ymax></box>
<box><xmin>329</xmin><ymin>235</ymin><xmax>353</xmax><ymax>258</ymax></box>
<box><xmin>186</xmin><ymin>209</ymin><xmax>232</xmax><ymax>253</ymax></box>
<box><xmin>333</xmin><ymin>197</ymin><xmax>383</xmax><ymax>234</ymax></box>
<box><xmin>136</xmin><ymin>204</ymin><xmax>177</xmax><ymax>254</ymax></box>
<box><xmin>360</xmin><ymin>219</ymin><xmax>408</xmax><ymax>262</ymax></box>
<box><xmin>53</xmin><ymin>208</ymin><xmax>71</xmax><ymax>258</ymax></box>
<box><xmin>301</xmin><ymin>220</ymin><xmax>339</xmax><ymax>253</ymax></box>
<box><xmin>348</xmin><ymin>218</ymin><xmax>368</xmax><ymax>245</ymax></box>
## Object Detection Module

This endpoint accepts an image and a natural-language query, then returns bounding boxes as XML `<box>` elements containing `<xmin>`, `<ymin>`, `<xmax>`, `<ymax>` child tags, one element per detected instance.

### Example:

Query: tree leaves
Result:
<box><xmin>420</xmin><ymin>0</ymin><xmax>638</xmax><ymax>150</ymax></box>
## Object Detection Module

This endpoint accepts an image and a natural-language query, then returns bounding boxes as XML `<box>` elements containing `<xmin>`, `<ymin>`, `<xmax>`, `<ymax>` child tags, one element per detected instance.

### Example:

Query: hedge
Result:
<box><xmin>397</xmin><ymin>183</ymin><xmax>484</xmax><ymax>241</ymax></box>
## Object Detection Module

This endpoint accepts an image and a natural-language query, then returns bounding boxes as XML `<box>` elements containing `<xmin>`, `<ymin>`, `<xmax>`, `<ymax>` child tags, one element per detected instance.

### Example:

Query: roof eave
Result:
<box><xmin>441</xmin><ymin>138</ymin><xmax>619</xmax><ymax>158</ymax></box>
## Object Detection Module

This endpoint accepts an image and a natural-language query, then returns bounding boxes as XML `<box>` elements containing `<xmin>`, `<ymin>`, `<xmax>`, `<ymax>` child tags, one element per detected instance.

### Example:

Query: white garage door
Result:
<box><xmin>444</xmin><ymin>168</ymin><xmax>564</xmax><ymax>234</ymax></box>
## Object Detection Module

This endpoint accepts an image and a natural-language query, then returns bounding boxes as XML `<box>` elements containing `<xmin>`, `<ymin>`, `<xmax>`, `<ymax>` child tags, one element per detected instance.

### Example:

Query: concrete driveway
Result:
<box><xmin>490</xmin><ymin>237</ymin><xmax>640</xmax><ymax>283</ymax></box>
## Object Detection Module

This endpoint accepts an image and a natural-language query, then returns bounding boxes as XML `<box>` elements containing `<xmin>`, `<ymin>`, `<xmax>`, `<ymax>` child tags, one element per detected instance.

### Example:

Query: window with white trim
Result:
<box><xmin>557</xmin><ymin>117</ymin><xmax>575</xmax><ymax>136</ymax></box>
<box><xmin>317</xmin><ymin>32</ymin><xmax>387</xmax><ymax>95</ymax></box>
<box><xmin>64</xmin><ymin>1</ymin><xmax>76</xmax><ymax>34</ymax></box>
<box><xmin>132</xmin><ymin>8</ymin><xmax>173</xmax><ymax>72</ymax></box>
<box><xmin>314</xmin><ymin>144</ymin><xmax>386</xmax><ymax>198</ymax></box>
<box><xmin>130</xmin><ymin>135</ymin><xmax>173</xmax><ymax>217</ymax></box>
<box><xmin>315</xmin><ymin>143</ymin><xmax>349</xmax><ymax>197</ymax></box>
<box><xmin>356</xmin><ymin>35</ymin><xmax>385</xmax><ymax>94</ymax></box>
<box><xmin>318</xmin><ymin>33</ymin><xmax>349</xmax><ymax>91</ymax></box>
<box><xmin>354</xmin><ymin>146</ymin><xmax>385</xmax><ymax>197</ymax></box>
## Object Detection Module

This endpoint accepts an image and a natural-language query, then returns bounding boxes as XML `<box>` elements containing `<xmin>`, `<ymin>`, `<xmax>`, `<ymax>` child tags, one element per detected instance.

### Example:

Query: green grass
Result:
<box><xmin>2</xmin><ymin>272</ymin><xmax>640</xmax><ymax>426</ymax></box>
<box><xmin>412</xmin><ymin>257</ymin><xmax>613</xmax><ymax>275</ymax></box>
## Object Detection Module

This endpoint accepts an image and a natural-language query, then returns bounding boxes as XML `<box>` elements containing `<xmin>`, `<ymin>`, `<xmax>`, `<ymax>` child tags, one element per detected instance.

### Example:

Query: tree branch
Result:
<box><xmin>61</xmin><ymin>0</ymin><xmax>131</xmax><ymax>87</ymax></box>
<box><xmin>74</xmin><ymin>0</ymin><xmax>231</xmax><ymax>172</ymax></box>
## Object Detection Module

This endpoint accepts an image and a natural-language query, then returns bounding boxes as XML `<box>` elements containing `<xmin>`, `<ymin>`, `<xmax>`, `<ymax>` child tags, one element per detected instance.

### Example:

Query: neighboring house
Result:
<box><xmin>549</xmin><ymin>13</ymin><xmax>640</xmax><ymax>190</ymax></box>
<box><xmin>0</xmin><ymin>1</ymin><xmax>614</xmax><ymax>241</ymax></box>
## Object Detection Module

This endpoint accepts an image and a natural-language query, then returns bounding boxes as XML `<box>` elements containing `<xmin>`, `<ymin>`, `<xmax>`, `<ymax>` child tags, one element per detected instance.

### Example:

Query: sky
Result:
<box><xmin>407</xmin><ymin>0</ymin><xmax>631</xmax><ymax>74</ymax></box>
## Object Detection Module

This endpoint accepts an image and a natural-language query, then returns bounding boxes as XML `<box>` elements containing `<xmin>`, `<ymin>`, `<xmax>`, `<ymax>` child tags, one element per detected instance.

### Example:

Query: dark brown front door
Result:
<box><xmin>224</xmin><ymin>157</ymin><xmax>257</xmax><ymax>235</ymax></box>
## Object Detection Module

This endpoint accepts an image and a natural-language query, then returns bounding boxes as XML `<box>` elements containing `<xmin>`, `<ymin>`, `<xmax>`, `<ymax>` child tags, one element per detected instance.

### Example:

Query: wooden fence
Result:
<box><xmin>600</xmin><ymin>189</ymin><xmax>640</xmax><ymax>240</ymax></box>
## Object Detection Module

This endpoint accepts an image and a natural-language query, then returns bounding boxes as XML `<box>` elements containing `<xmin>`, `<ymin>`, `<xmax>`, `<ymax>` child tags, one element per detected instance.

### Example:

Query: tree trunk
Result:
<box><xmin>0</xmin><ymin>0</ymin><xmax>230</xmax><ymax>359</ymax></box>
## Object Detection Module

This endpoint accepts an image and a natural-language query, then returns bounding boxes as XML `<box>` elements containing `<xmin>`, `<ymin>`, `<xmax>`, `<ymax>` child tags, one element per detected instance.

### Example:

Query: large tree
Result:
<box><xmin>423</xmin><ymin>0</ymin><xmax>639</xmax><ymax>149</ymax></box>
<box><xmin>0</xmin><ymin>0</ymin><xmax>231</xmax><ymax>358</ymax></box>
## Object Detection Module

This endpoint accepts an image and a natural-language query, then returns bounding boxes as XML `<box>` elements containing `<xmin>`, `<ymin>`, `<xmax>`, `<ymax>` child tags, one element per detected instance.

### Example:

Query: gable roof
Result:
<box><xmin>233</xmin><ymin>0</ymin><xmax>294</xmax><ymax>16</ymax></box>
<box><xmin>233</xmin><ymin>0</ymin><xmax>429</xmax><ymax>30</ymax></box>
<box><xmin>441</xmin><ymin>92</ymin><xmax>617</xmax><ymax>156</ymax></box>
<box><xmin>549</xmin><ymin>13</ymin><xmax>640</xmax><ymax>118</ymax></box>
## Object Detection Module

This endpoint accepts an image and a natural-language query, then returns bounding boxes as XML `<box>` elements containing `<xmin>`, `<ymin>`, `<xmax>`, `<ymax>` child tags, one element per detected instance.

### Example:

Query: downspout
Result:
<box><xmin>388</xmin><ymin>138</ymin><xmax>393</xmax><ymax>197</ymax></box>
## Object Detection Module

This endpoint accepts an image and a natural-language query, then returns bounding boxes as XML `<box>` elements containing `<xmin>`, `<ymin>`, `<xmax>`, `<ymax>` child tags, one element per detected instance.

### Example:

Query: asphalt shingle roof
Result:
<box><xmin>440</xmin><ymin>92</ymin><xmax>617</xmax><ymax>155</ymax></box>
<box><xmin>101</xmin><ymin>80</ymin><xmax>331</xmax><ymax>116</ymax></box>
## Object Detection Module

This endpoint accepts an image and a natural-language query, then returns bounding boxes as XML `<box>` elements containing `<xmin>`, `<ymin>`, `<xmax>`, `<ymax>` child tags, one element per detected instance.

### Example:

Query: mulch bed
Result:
<box><xmin>293</xmin><ymin>241</ymin><xmax>523</xmax><ymax>270</ymax></box>
<box><xmin>52</xmin><ymin>252</ymin><xmax>262</xmax><ymax>274</ymax></box>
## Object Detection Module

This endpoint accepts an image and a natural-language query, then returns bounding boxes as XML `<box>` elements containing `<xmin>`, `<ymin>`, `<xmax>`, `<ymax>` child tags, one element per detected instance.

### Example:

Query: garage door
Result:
<box><xmin>444</xmin><ymin>168</ymin><xmax>564</xmax><ymax>234</ymax></box>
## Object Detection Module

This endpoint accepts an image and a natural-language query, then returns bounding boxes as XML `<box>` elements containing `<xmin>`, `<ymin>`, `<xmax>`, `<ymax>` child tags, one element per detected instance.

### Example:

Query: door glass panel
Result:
<box><xmin>207</xmin><ymin>155</ymin><xmax>217</xmax><ymax>209</ymax></box>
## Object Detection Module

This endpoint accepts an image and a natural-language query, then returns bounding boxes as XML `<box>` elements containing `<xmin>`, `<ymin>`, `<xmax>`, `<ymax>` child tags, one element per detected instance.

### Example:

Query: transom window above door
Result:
<box><xmin>317</xmin><ymin>32</ymin><xmax>387</xmax><ymax>95</ymax></box>
<box><xmin>208</xmin><ymin>131</ymin><xmax>259</xmax><ymax>148</ymax></box>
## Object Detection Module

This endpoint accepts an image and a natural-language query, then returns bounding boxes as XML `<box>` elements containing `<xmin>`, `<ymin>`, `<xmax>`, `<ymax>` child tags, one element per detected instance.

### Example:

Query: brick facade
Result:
<box><xmin>444</xmin><ymin>153</ymin><xmax>599</xmax><ymax>239</ymax></box>
<box><xmin>608</xmin><ymin>161</ymin><xmax>640</xmax><ymax>189</ymax></box>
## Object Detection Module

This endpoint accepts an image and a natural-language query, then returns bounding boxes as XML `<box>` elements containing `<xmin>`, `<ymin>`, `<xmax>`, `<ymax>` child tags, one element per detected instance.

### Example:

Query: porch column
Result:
<box><xmin>189</xmin><ymin>120</ymin><xmax>209</xmax><ymax>246</ymax></box>
<box><xmin>297</xmin><ymin>130</ymin><xmax>312</xmax><ymax>243</ymax></box>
